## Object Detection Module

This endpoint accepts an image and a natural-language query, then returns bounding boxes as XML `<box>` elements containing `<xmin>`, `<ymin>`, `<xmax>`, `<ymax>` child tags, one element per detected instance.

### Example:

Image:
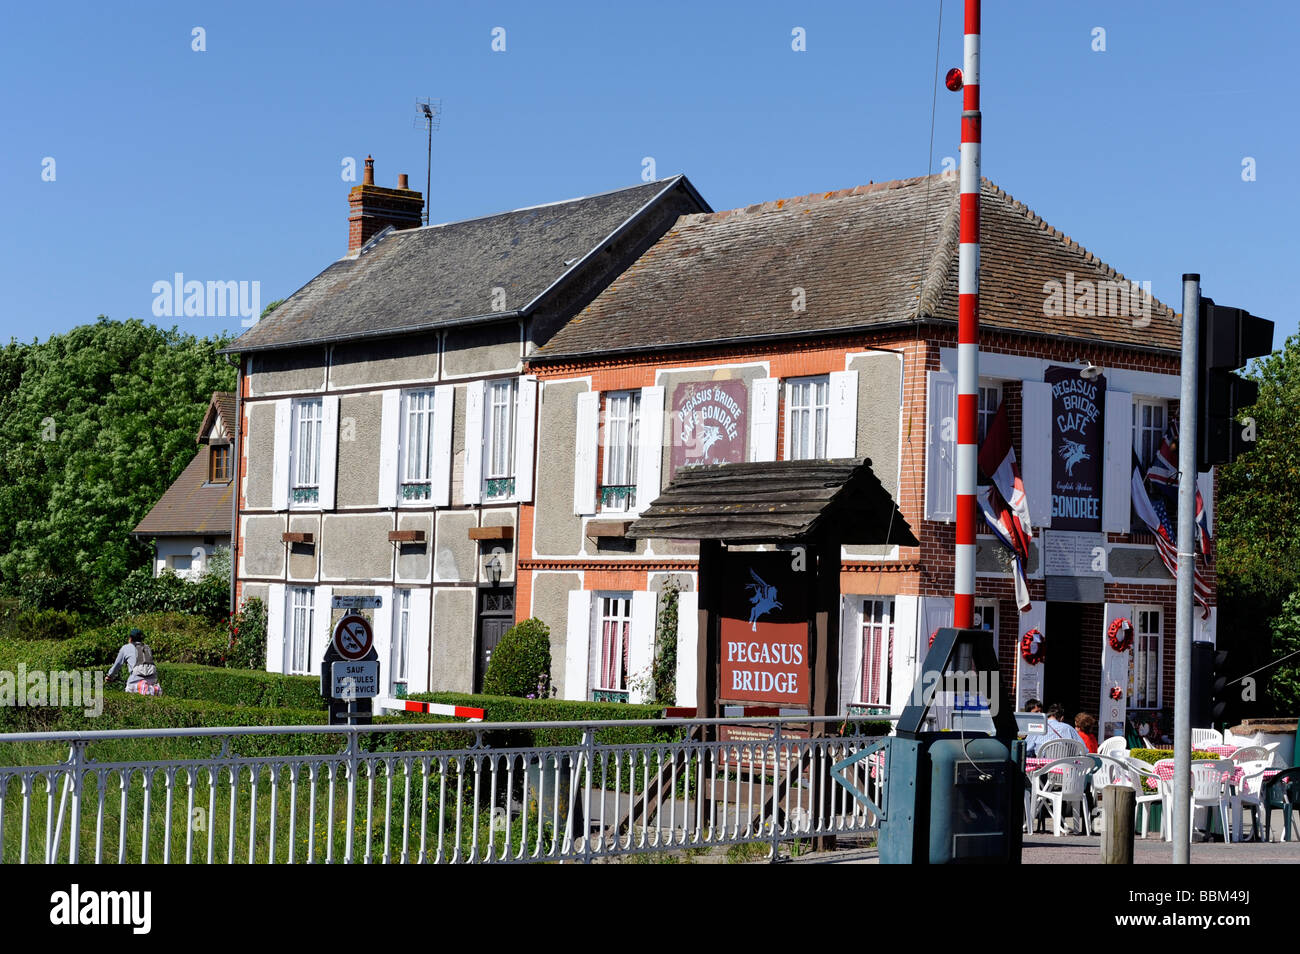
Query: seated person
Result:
<box><xmin>1025</xmin><ymin>703</ymin><xmax>1085</xmax><ymax>756</ymax></box>
<box><xmin>1074</xmin><ymin>712</ymin><xmax>1099</xmax><ymax>753</ymax></box>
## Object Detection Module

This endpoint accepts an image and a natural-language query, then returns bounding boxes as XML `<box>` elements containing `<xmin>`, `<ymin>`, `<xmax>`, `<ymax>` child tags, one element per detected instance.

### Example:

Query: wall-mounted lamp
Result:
<box><xmin>1076</xmin><ymin>358</ymin><xmax>1102</xmax><ymax>381</ymax></box>
<box><xmin>485</xmin><ymin>553</ymin><xmax>503</xmax><ymax>586</ymax></box>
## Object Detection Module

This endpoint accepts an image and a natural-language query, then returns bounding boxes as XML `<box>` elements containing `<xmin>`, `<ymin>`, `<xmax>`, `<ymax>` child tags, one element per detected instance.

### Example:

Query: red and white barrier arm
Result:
<box><xmin>380</xmin><ymin>698</ymin><xmax>484</xmax><ymax>722</ymax></box>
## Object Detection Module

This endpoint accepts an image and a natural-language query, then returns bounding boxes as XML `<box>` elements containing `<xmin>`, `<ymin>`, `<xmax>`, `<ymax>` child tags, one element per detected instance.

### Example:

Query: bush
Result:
<box><xmin>1127</xmin><ymin>748</ymin><xmax>1218</xmax><ymax>765</ymax></box>
<box><xmin>224</xmin><ymin>597</ymin><xmax>267</xmax><ymax>670</ymax></box>
<box><xmin>482</xmin><ymin>618</ymin><xmax>552</xmax><ymax>698</ymax></box>
<box><xmin>156</xmin><ymin>662</ymin><xmax>324</xmax><ymax>710</ymax></box>
<box><xmin>103</xmin><ymin>553</ymin><xmax>230</xmax><ymax>624</ymax></box>
<box><xmin>74</xmin><ymin>614</ymin><xmax>229</xmax><ymax>669</ymax></box>
<box><xmin>0</xmin><ymin>607</ymin><xmax>85</xmax><ymax>641</ymax></box>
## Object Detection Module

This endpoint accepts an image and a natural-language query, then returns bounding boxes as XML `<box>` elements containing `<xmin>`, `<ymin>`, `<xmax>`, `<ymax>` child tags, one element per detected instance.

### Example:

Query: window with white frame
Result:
<box><xmin>1130</xmin><ymin>606</ymin><xmax>1162</xmax><ymax>709</ymax></box>
<box><xmin>595</xmin><ymin>594</ymin><xmax>632</xmax><ymax>695</ymax></box>
<box><xmin>977</xmin><ymin>383</ymin><xmax>1002</xmax><ymax>446</ymax></box>
<box><xmin>860</xmin><ymin>598</ymin><xmax>895</xmax><ymax>707</ymax></box>
<box><xmin>973</xmin><ymin>600</ymin><xmax>998</xmax><ymax>659</ymax></box>
<box><xmin>1132</xmin><ymin>400</ymin><xmax>1167</xmax><ymax>471</ymax></box>
<box><xmin>400</xmin><ymin>390</ymin><xmax>437</xmax><ymax>502</ymax></box>
<box><xmin>484</xmin><ymin>378</ymin><xmax>517</xmax><ymax>499</ymax></box>
<box><xmin>288</xmin><ymin>587</ymin><xmax>314</xmax><ymax>675</ymax></box>
<box><xmin>787</xmin><ymin>376</ymin><xmax>829</xmax><ymax>460</ymax></box>
<box><xmin>600</xmin><ymin>391</ymin><xmax>641</xmax><ymax>512</ymax></box>
<box><xmin>392</xmin><ymin>589</ymin><xmax>411</xmax><ymax>688</ymax></box>
<box><xmin>291</xmin><ymin>399</ymin><xmax>323</xmax><ymax>505</ymax></box>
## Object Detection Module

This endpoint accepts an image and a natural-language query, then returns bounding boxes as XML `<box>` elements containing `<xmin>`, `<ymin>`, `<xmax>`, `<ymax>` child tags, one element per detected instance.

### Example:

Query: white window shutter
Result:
<box><xmin>318</xmin><ymin>395</ymin><xmax>340</xmax><ymax>510</ymax></box>
<box><xmin>1197</xmin><ymin>468</ymin><xmax>1213</xmax><ymax>536</ymax></box>
<box><xmin>924</xmin><ymin>371</ymin><xmax>956</xmax><ymax>521</ymax></box>
<box><xmin>1101</xmin><ymin>602</ymin><xmax>1133</xmax><ymax>736</ymax></box>
<box><xmin>889</xmin><ymin>595</ymin><xmax>919</xmax><ymax>711</ymax></box>
<box><xmin>372</xmin><ymin>586</ymin><xmax>393</xmax><ymax>694</ymax></box>
<box><xmin>675</xmin><ymin>590</ymin><xmax>699</xmax><ymax>708</ymax></box>
<box><xmin>827</xmin><ymin>370</ymin><xmax>859</xmax><ymax>458</ymax></box>
<box><xmin>1102</xmin><ymin>390</ymin><xmax>1132</xmax><ymax>533</ymax></box>
<box><xmin>628</xmin><ymin>591</ymin><xmax>657</xmax><ymax>704</ymax></box>
<box><xmin>271</xmin><ymin>400</ymin><xmax>291</xmax><ymax>512</ymax></box>
<box><xmin>265</xmin><ymin>583</ymin><xmax>285</xmax><ymax>673</ymax></box>
<box><xmin>839</xmin><ymin>597</ymin><xmax>864</xmax><ymax>711</ymax></box>
<box><xmin>513</xmin><ymin>376</ymin><xmax>538</xmax><ymax>502</ymax></box>
<box><xmin>462</xmin><ymin>381</ymin><xmax>484</xmax><ymax>505</ymax></box>
<box><xmin>406</xmin><ymin>587</ymin><xmax>432</xmax><ymax>693</ymax></box>
<box><xmin>312</xmin><ymin>586</ymin><xmax>333</xmax><ymax>672</ymax></box>
<box><xmin>1017</xmin><ymin>601</ymin><xmax>1048</xmax><ymax>710</ymax></box>
<box><xmin>635</xmin><ymin>386</ymin><xmax>665</xmax><ymax>513</ymax></box>
<box><xmin>430</xmin><ymin>386</ymin><xmax>454</xmax><ymax>507</ymax></box>
<box><xmin>1021</xmin><ymin>380</ymin><xmax>1054</xmax><ymax>529</ymax></box>
<box><xmin>573</xmin><ymin>391</ymin><xmax>599</xmax><ymax>516</ymax></box>
<box><xmin>564</xmin><ymin>589</ymin><xmax>593</xmax><ymax>701</ymax></box>
<box><xmin>377</xmin><ymin>390</ymin><xmax>401</xmax><ymax>509</ymax></box>
<box><xmin>749</xmin><ymin>377</ymin><xmax>779</xmax><ymax>462</ymax></box>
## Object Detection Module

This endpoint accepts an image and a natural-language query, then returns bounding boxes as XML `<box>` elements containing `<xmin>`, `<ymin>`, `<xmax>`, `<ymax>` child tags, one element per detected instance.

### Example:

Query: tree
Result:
<box><xmin>0</xmin><ymin>318</ymin><xmax>235</xmax><ymax>610</ymax></box>
<box><xmin>1216</xmin><ymin>332</ymin><xmax>1300</xmax><ymax>713</ymax></box>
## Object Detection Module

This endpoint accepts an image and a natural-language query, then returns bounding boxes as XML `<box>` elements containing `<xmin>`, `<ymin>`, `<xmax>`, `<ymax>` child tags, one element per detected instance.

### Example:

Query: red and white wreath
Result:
<box><xmin>1020</xmin><ymin>628</ymin><xmax>1045</xmax><ymax>665</ymax></box>
<box><xmin>1109</xmin><ymin>685</ymin><xmax>1123</xmax><ymax>701</ymax></box>
<box><xmin>928</xmin><ymin>628</ymin><xmax>938</xmax><ymax>650</ymax></box>
<box><xmin>1107</xmin><ymin>617</ymin><xmax>1134</xmax><ymax>654</ymax></box>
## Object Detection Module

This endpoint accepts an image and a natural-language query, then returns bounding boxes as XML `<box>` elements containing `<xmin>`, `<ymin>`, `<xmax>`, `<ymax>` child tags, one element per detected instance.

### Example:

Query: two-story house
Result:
<box><xmin>519</xmin><ymin>174</ymin><xmax>1217</xmax><ymax>738</ymax></box>
<box><xmin>225</xmin><ymin>158</ymin><xmax>708</xmax><ymax>694</ymax></box>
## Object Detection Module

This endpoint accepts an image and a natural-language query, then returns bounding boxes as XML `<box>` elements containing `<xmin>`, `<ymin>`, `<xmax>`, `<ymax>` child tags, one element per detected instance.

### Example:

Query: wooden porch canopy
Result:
<box><xmin>627</xmin><ymin>458</ymin><xmax>918</xmax><ymax>546</ymax></box>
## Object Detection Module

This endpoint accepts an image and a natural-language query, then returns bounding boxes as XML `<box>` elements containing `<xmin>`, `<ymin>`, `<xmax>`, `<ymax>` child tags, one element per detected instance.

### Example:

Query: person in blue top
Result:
<box><xmin>1026</xmin><ymin>702</ymin><xmax>1084</xmax><ymax>756</ymax></box>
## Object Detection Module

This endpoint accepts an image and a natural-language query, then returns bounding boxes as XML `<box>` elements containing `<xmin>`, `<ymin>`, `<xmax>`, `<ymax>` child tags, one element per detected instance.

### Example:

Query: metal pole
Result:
<box><xmin>1173</xmin><ymin>273</ymin><xmax>1200</xmax><ymax>864</ymax></box>
<box><xmin>954</xmin><ymin>0</ymin><xmax>982</xmax><ymax>628</ymax></box>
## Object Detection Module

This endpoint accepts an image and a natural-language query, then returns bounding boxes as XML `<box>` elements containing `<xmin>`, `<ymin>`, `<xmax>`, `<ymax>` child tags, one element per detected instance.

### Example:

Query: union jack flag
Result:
<box><xmin>1131</xmin><ymin>448</ymin><xmax>1211</xmax><ymax>617</ymax></box>
<box><xmin>1143</xmin><ymin>421</ymin><xmax>1211</xmax><ymax>555</ymax></box>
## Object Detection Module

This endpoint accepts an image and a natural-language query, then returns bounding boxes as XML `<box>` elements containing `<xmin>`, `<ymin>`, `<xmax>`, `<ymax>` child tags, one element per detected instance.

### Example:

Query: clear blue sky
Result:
<box><xmin>2</xmin><ymin>0</ymin><xmax>1296</xmax><ymax>348</ymax></box>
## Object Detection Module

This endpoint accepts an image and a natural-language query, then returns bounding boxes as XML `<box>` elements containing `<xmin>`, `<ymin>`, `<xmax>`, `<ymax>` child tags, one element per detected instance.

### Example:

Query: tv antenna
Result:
<box><xmin>414</xmin><ymin>98</ymin><xmax>441</xmax><ymax>225</ymax></box>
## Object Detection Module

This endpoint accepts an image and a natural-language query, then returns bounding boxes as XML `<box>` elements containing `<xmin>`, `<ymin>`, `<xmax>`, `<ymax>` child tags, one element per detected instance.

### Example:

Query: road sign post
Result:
<box><xmin>321</xmin><ymin>613</ymin><xmax>379</xmax><ymax>725</ymax></box>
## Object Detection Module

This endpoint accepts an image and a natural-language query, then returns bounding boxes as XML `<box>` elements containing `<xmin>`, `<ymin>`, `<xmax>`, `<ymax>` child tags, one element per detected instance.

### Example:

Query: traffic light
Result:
<box><xmin>1209</xmin><ymin>649</ymin><xmax>1230</xmax><ymax>725</ymax></box>
<box><xmin>1196</xmin><ymin>295</ymin><xmax>1273</xmax><ymax>472</ymax></box>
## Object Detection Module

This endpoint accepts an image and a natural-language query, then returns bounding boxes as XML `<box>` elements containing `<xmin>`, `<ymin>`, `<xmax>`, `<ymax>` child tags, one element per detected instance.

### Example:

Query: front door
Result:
<box><xmin>475</xmin><ymin>587</ymin><xmax>515</xmax><ymax>692</ymax></box>
<box><xmin>1044</xmin><ymin>602</ymin><xmax>1083</xmax><ymax>715</ymax></box>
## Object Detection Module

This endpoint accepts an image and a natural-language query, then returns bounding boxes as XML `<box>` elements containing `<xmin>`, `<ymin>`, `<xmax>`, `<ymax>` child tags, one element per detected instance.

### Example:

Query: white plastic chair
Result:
<box><xmin>1098</xmin><ymin>736</ymin><xmax>1129</xmax><ymax>759</ymax></box>
<box><xmin>1038</xmin><ymin>738</ymin><xmax>1086</xmax><ymax>761</ymax></box>
<box><xmin>1228</xmin><ymin>759</ymin><xmax>1271</xmax><ymax>841</ymax></box>
<box><xmin>1030</xmin><ymin>757</ymin><xmax>1098</xmax><ymax>836</ymax></box>
<box><xmin>1231</xmin><ymin>743</ymin><xmax>1280</xmax><ymax>766</ymax></box>
<box><xmin>1127</xmin><ymin>760</ymin><xmax>1168</xmax><ymax>839</ymax></box>
<box><xmin>1191</xmin><ymin>728</ymin><xmax>1224</xmax><ymax>748</ymax></box>
<box><xmin>1188</xmin><ymin>760</ymin><xmax>1234</xmax><ymax>842</ymax></box>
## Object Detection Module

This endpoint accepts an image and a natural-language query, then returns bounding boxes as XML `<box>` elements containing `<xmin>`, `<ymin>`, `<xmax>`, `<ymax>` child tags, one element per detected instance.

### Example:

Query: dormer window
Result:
<box><xmin>209</xmin><ymin>443</ymin><xmax>231</xmax><ymax>483</ymax></box>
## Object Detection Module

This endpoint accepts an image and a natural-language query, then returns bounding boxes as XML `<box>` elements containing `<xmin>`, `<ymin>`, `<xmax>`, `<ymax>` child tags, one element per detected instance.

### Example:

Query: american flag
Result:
<box><xmin>1145</xmin><ymin>422</ymin><xmax>1211</xmax><ymax>554</ymax></box>
<box><xmin>1131</xmin><ymin>449</ymin><xmax>1211</xmax><ymax>617</ymax></box>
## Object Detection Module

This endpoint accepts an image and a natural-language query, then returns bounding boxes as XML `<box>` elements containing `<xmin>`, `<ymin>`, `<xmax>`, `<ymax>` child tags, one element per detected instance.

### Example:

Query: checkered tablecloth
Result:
<box><xmin>1205</xmin><ymin>745</ymin><xmax>1238</xmax><ymax>758</ymax></box>
<box><xmin>1150</xmin><ymin>760</ymin><xmax>1278</xmax><ymax>789</ymax></box>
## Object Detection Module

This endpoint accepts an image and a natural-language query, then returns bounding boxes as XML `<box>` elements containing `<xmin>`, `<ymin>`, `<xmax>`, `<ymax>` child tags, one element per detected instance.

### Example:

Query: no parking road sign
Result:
<box><xmin>332</xmin><ymin>613</ymin><xmax>374</xmax><ymax>661</ymax></box>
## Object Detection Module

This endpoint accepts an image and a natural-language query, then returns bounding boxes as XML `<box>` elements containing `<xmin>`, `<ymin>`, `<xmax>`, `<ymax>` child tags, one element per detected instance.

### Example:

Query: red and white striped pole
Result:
<box><xmin>953</xmin><ymin>0</ymin><xmax>981</xmax><ymax>629</ymax></box>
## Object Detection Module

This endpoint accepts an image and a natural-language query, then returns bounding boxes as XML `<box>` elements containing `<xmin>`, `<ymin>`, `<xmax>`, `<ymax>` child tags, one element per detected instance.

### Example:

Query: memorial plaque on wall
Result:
<box><xmin>1044</xmin><ymin>364</ymin><xmax>1106</xmax><ymax>532</ymax></box>
<box><xmin>670</xmin><ymin>380</ymin><xmax>748</xmax><ymax>480</ymax></box>
<box><xmin>718</xmin><ymin>550</ymin><xmax>811</xmax><ymax>706</ymax></box>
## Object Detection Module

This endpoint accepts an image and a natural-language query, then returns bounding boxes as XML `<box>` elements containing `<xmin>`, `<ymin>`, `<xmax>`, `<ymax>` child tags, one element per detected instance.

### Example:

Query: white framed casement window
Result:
<box><xmin>600</xmin><ymin>390</ymin><xmax>641</xmax><ymax>513</ymax></box>
<box><xmin>786</xmin><ymin>376</ymin><xmax>829</xmax><ymax>460</ymax></box>
<box><xmin>860</xmin><ymin>598</ymin><xmax>896</xmax><ymax>707</ymax></box>
<box><xmin>288</xmin><ymin>586</ymin><xmax>315</xmax><ymax>675</ymax></box>
<box><xmin>977</xmin><ymin>381</ymin><xmax>1002</xmax><ymax>446</ymax></box>
<box><xmin>391</xmin><ymin>589</ymin><xmax>412</xmax><ymax>690</ymax></box>
<box><xmin>290</xmin><ymin>398</ymin><xmax>323</xmax><ymax>506</ymax></box>
<box><xmin>1130</xmin><ymin>605</ymin><xmax>1163</xmax><ymax>709</ymax></box>
<box><xmin>1132</xmin><ymin>399</ymin><xmax>1167</xmax><ymax>471</ymax></box>
<box><xmin>399</xmin><ymin>389</ymin><xmax>437</xmax><ymax>503</ymax></box>
<box><xmin>973</xmin><ymin>600</ymin><xmax>998</xmax><ymax>659</ymax></box>
<box><xmin>484</xmin><ymin>378</ymin><xmax>518</xmax><ymax>500</ymax></box>
<box><xmin>593</xmin><ymin>593</ymin><xmax>633</xmax><ymax>700</ymax></box>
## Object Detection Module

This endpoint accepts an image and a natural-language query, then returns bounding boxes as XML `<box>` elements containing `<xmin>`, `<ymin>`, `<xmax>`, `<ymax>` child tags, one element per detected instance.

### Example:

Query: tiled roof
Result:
<box><xmin>226</xmin><ymin>177</ymin><xmax>705</xmax><ymax>353</ymax></box>
<box><xmin>198</xmin><ymin>392</ymin><xmax>235</xmax><ymax>444</ymax></box>
<box><xmin>536</xmin><ymin>174</ymin><xmax>1180</xmax><ymax>359</ymax></box>
<box><xmin>131</xmin><ymin>448</ymin><xmax>233</xmax><ymax>538</ymax></box>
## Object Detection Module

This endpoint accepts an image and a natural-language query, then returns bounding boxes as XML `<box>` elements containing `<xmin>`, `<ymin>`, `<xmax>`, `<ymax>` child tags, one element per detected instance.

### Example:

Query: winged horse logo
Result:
<box><xmin>1058</xmin><ymin>439</ymin><xmax>1090</xmax><ymax>476</ymax></box>
<box><xmin>745</xmin><ymin>569</ymin><xmax>783</xmax><ymax>631</ymax></box>
<box><xmin>681</xmin><ymin>412</ymin><xmax>724</xmax><ymax>459</ymax></box>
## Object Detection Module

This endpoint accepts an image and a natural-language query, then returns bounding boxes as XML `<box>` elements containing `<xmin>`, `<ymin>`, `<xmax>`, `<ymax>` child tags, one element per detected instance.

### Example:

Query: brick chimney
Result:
<box><xmin>348</xmin><ymin>155</ymin><xmax>424</xmax><ymax>253</ymax></box>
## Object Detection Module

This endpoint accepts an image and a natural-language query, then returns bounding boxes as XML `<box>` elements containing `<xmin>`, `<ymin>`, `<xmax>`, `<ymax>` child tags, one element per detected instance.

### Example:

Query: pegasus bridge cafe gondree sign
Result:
<box><xmin>670</xmin><ymin>380</ymin><xmax>748</xmax><ymax>479</ymax></box>
<box><xmin>718</xmin><ymin>550</ymin><xmax>811</xmax><ymax>707</ymax></box>
<box><xmin>1044</xmin><ymin>364</ymin><xmax>1106</xmax><ymax>532</ymax></box>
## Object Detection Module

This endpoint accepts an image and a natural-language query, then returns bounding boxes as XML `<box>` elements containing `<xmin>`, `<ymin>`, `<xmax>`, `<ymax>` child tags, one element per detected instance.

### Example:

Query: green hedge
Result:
<box><xmin>413</xmin><ymin>692</ymin><xmax>675</xmax><ymax>746</ymax></box>
<box><xmin>1128</xmin><ymin>748</ymin><xmax>1218</xmax><ymax>765</ymax></box>
<box><xmin>154</xmin><ymin>663</ymin><xmax>326</xmax><ymax>711</ymax></box>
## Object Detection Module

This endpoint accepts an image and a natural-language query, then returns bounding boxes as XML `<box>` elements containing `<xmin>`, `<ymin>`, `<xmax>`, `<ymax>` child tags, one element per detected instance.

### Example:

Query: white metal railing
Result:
<box><xmin>0</xmin><ymin>717</ymin><xmax>888</xmax><ymax>864</ymax></box>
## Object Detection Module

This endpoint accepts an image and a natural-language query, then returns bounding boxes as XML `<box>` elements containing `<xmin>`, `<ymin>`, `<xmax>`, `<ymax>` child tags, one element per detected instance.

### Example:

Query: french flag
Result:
<box><xmin>978</xmin><ymin>401</ymin><xmax>1033</xmax><ymax>612</ymax></box>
